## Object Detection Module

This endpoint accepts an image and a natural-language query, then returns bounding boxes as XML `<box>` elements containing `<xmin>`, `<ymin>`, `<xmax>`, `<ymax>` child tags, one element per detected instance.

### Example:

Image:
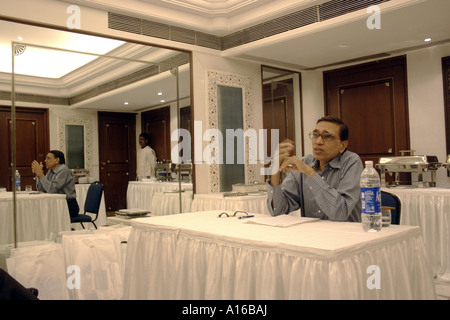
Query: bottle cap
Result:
<box><xmin>365</xmin><ymin>160</ymin><xmax>373</xmax><ymax>166</ymax></box>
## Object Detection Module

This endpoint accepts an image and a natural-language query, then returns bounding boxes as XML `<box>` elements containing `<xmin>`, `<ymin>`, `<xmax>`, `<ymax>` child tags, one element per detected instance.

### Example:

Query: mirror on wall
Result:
<box><xmin>261</xmin><ymin>65</ymin><xmax>303</xmax><ymax>181</ymax></box>
<box><xmin>1</xmin><ymin>19</ymin><xmax>193</xmax><ymax>246</ymax></box>
<box><xmin>65</xmin><ymin>124</ymin><xmax>85</xmax><ymax>169</ymax></box>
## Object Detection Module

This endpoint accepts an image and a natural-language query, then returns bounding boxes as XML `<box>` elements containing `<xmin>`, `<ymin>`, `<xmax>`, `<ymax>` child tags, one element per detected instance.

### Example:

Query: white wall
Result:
<box><xmin>406</xmin><ymin>43</ymin><xmax>450</xmax><ymax>187</ymax></box>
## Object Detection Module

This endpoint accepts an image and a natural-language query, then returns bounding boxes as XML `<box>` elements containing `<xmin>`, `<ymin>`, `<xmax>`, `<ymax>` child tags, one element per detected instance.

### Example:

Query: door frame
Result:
<box><xmin>98</xmin><ymin>111</ymin><xmax>136</xmax><ymax>212</ymax></box>
<box><xmin>0</xmin><ymin>106</ymin><xmax>49</xmax><ymax>190</ymax></box>
<box><xmin>324</xmin><ymin>56</ymin><xmax>410</xmax><ymax>163</ymax></box>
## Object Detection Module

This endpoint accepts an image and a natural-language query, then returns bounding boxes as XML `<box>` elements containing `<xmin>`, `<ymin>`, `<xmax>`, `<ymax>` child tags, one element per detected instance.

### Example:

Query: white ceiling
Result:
<box><xmin>2</xmin><ymin>0</ymin><xmax>450</xmax><ymax>111</ymax></box>
<box><xmin>68</xmin><ymin>0</ymin><xmax>450</xmax><ymax>69</ymax></box>
<box><xmin>0</xmin><ymin>19</ymin><xmax>190</xmax><ymax>111</ymax></box>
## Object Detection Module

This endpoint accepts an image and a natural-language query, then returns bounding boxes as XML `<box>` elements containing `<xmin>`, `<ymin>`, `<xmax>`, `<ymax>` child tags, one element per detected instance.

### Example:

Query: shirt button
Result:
<box><xmin>322</xmin><ymin>176</ymin><xmax>325</xmax><ymax>180</ymax></box>
<box><xmin>309</xmin><ymin>186</ymin><xmax>312</xmax><ymax>190</ymax></box>
<box><xmin>318</xmin><ymin>210</ymin><xmax>321</xmax><ymax>213</ymax></box>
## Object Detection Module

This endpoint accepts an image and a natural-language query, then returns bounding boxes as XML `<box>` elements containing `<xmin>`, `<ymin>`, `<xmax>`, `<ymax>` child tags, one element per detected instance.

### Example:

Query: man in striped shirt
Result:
<box><xmin>267</xmin><ymin>116</ymin><xmax>363</xmax><ymax>222</ymax></box>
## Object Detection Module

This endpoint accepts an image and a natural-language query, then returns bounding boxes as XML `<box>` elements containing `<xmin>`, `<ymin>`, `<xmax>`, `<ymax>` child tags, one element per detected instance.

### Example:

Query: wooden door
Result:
<box><xmin>141</xmin><ymin>107</ymin><xmax>171</xmax><ymax>162</ymax></box>
<box><xmin>0</xmin><ymin>106</ymin><xmax>49</xmax><ymax>191</ymax></box>
<box><xmin>324</xmin><ymin>56</ymin><xmax>410</xmax><ymax>166</ymax></box>
<box><xmin>263</xmin><ymin>81</ymin><xmax>295</xmax><ymax>160</ymax></box>
<box><xmin>98</xmin><ymin>112</ymin><xmax>136</xmax><ymax>212</ymax></box>
<box><xmin>339</xmin><ymin>80</ymin><xmax>394</xmax><ymax>158</ymax></box>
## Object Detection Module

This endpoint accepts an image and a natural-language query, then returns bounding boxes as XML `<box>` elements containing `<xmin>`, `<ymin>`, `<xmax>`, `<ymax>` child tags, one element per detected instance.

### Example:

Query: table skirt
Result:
<box><xmin>127</xmin><ymin>181</ymin><xmax>192</xmax><ymax>211</ymax></box>
<box><xmin>0</xmin><ymin>193</ymin><xmax>71</xmax><ymax>244</ymax></box>
<box><xmin>6</xmin><ymin>226</ymin><xmax>131</xmax><ymax>300</ymax></box>
<box><xmin>382</xmin><ymin>187</ymin><xmax>450</xmax><ymax>282</ymax></box>
<box><xmin>151</xmin><ymin>192</ymin><xmax>193</xmax><ymax>215</ymax></box>
<box><xmin>123</xmin><ymin>215</ymin><xmax>435</xmax><ymax>300</ymax></box>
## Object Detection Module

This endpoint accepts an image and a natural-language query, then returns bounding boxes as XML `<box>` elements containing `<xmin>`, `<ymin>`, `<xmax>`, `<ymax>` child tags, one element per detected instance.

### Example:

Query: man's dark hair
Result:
<box><xmin>48</xmin><ymin>150</ymin><xmax>66</xmax><ymax>164</ymax></box>
<box><xmin>317</xmin><ymin>116</ymin><xmax>349</xmax><ymax>141</ymax></box>
<box><xmin>139</xmin><ymin>132</ymin><xmax>150</xmax><ymax>145</ymax></box>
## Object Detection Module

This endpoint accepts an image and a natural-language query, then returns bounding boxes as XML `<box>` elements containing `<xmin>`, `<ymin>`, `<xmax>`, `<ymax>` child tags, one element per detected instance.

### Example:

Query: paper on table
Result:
<box><xmin>116</xmin><ymin>209</ymin><xmax>150</xmax><ymax>216</ymax></box>
<box><xmin>244</xmin><ymin>214</ymin><xmax>319</xmax><ymax>227</ymax></box>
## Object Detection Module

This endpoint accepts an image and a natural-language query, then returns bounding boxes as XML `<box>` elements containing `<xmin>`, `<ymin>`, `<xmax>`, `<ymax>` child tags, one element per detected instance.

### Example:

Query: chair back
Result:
<box><xmin>381</xmin><ymin>191</ymin><xmax>401</xmax><ymax>224</ymax></box>
<box><xmin>84</xmin><ymin>181</ymin><xmax>103</xmax><ymax>215</ymax></box>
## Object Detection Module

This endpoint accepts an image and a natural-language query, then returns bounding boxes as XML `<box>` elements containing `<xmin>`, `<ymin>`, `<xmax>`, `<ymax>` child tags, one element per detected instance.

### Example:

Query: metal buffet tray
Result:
<box><xmin>444</xmin><ymin>155</ymin><xmax>450</xmax><ymax>171</ymax></box>
<box><xmin>232</xmin><ymin>182</ymin><xmax>267</xmax><ymax>193</ymax></box>
<box><xmin>156</xmin><ymin>162</ymin><xmax>174</xmax><ymax>182</ymax></box>
<box><xmin>376</xmin><ymin>152</ymin><xmax>441</xmax><ymax>188</ymax></box>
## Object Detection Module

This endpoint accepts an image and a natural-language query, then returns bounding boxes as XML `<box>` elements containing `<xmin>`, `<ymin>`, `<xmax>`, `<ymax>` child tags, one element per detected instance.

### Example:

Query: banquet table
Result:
<box><xmin>75</xmin><ymin>184</ymin><xmax>107</xmax><ymax>227</ymax></box>
<box><xmin>0</xmin><ymin>192</ymin><xmax>71</xmax><ymax>245</ymax></box>
<box><xmin>191</xmin><ymin>192</ymin><xmax>303</xmax><ymax>216</ymax></box>
<box><xmin>151</xmin><ymin>191</ymin><xmax>193</xmax><ymax>216</ymax></box>
<box><xmin>127</xmin><ymin>181</ymin><xmax>192</xmax><ymax>212</ymax></box>
<box><xmin>381</xmin><ymin>187</ymin><xmax>450</xmax><ymax>283</ymax></box>
<box><xmin>123</xmin><ymin>211</ymin><xmax>435</xmax><ymax>300</ymax></box>
<box><xmin>6</xmin><ymin>225</ymin><xmax>131</xmax><ymax>300</ymax></box>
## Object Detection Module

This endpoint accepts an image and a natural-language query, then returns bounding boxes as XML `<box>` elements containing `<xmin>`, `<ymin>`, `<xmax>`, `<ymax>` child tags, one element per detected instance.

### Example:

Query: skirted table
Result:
<box><xmin>123</xmin><ymin>210</ymin><xmax>435</xmax><ymax>300</ymax></box>
<box><xmin>126</xmin><ymin>181</ymin><xmax>192</xmax><ymax>212</ymax></box>
<box><xmin>0</xmin><ymin>192</ymin><xmax>70</xmax><ymax>245</ymax></box>
<box><xmin>381</xmin><ymin>187</ymin><xmax>450</xmax><ymax>283</ymax></box>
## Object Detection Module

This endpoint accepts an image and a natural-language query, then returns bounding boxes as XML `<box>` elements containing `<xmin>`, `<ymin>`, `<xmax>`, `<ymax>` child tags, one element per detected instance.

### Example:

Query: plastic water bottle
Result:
<box><xmin>15</xmin><ymin>170</ymin><xmax>21</xmax><ymax>192</ymax></box>
<box><xmin>360</xmin><ymin>161</ymin><xmax>382</xmax><ymax>232</ymax></box>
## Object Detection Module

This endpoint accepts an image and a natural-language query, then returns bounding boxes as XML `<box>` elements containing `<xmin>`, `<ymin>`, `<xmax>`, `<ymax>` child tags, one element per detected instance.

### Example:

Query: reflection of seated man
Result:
<box><xmin>31</xmin><ymin>150</ymin><xmax>79</xmax><ymax>218</ymax></box>
<box><xmin>267</xmin><ymin>116</ymin><xmax>363</xmax><ymax>222</ymax></box>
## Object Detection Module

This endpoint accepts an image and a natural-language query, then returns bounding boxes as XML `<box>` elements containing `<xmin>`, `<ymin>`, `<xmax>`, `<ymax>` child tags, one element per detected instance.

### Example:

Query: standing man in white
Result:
<box><xmin>136</xmin><ymin>132</ymin><xmax>157</xmax><ymax>181</ymax></box>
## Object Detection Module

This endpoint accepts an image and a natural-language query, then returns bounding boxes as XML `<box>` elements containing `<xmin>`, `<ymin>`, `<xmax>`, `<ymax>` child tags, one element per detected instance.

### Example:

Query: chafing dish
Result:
<box><xmin>442</xmin><ymin>154</ymin><xmax>450</xmax><ymax>175</ymax></box>
<box><xmin>173</xmin><ymin>163</ymin><xmax>193</xmax><ymax>183</ymax></box>
<box><xmin>70</xmin><ymin>168</ymin><xmax>89</xmax><ymax>183</ymax></box>
<box><xmin>232</xmin><ymin>181</ymin><xmax>267</xmax><ymax>193</ymax></box>
<box><xmin>376</xmin><ymin>151</ymin><xmax>441</xmax><ymax>188</ymax></box>
<box><xmin>156</xmin><ymin>162</ymin><xmax>174</xmax><ymax>182</ymax></box>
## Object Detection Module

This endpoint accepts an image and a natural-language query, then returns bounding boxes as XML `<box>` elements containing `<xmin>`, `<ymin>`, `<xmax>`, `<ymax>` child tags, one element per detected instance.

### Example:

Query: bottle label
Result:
<box><xmin>15</xmin><ymin>178</ymin><xmax>20</xmax><ymax>187</ymax></box>
<box><xmin>361</xmin><ymin>187</ymin><xmax>381</xmax><ymax>214</ymax></box>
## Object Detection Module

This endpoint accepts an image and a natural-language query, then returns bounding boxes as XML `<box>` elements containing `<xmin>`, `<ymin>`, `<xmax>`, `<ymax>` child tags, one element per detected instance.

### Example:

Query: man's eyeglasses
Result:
<box><xmin>309</xmin><ymin>131</ymin><xmax>337</xmax><ymax>141</ymax></box>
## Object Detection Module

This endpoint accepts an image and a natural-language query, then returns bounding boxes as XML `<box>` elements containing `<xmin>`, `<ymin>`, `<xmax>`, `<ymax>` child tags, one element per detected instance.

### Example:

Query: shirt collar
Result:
<box><xmin>51</xmin><ymin>164</ymin><xmax>64</xmax><ymax>174</ymax></box>
<box><xmin>311</xmin><ymin>152</ymin><xmax>344</xmax><ymax>170</ymax></box>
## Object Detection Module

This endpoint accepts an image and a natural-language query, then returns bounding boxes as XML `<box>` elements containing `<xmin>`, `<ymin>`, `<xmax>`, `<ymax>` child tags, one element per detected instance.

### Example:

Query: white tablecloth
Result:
<box><xmin>151</xmin><ymin>191</ymin><xmax>193</xmax><ymax>216</ymax></box>
<box><xmin>123</xmin><ymin>211</ymin><xmax>435</xmax><ymax>300</ymax></box>
<box><xmin>75</xmin><ymin>184</ymin><xmax>107</xmax><ymax>227</ymax></box>
<box><xmin>127</xmin><ymin>181</ymin><xmax>192</xmax><ymax>212</ymax></box>
<box><xmin>6</xmin><ymin>226</ymin><xmax>131</xmax><ymax>300</ymax></box>
<box><xmin>382</xmin><ymin>187</ymin><xmax>450</xmax><ymax>282</ymax></box>
<box><xmin>0</xmin><ymin>192</ymin><xmax>71</xmax><ymax>245</ymax></box>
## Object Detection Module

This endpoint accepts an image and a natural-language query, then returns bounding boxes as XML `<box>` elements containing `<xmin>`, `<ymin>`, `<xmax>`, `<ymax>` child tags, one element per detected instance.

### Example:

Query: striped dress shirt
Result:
<box><xmin>267</xmin><ymin>151</ymin><xmax>363</xmax><ymax>222</ymax></box>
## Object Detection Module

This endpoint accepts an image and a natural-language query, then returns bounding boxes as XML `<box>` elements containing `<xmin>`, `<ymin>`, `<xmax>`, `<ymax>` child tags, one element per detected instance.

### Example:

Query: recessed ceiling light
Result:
<box><xmin>424</xmin><ymin>38</ymin><xmax>432</xmax><ymax>42</ymax></box>
<box><xmin>160</xmin><ymin>99</ymin><xmax>165</xmax><ymax>103</ymax></box>
<box><xmin>124</xmin><ymin>102</ymin><xmax>129</xmax><ymax>105</ymax></box>
<box><xmin>157</xmin><ymin>92</ymin><xmax>162</xmax><ymax>96</ymax></box>
<box><xmin>18</xmin><ymin>36</ymin><xmax>23</xmax><ymax>41</ymax></box>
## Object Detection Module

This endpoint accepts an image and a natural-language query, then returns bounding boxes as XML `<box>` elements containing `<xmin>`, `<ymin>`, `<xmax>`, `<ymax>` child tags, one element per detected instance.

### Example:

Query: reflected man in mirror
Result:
<box><xmin>137</xmin><ymin>132</ymin><xmax>157</xmax><ymax>181</ymax></box>
<box><xmin>31</xmin><ymin>150</ymin><xmax>79</xmax><ymax>218</ymax></box>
